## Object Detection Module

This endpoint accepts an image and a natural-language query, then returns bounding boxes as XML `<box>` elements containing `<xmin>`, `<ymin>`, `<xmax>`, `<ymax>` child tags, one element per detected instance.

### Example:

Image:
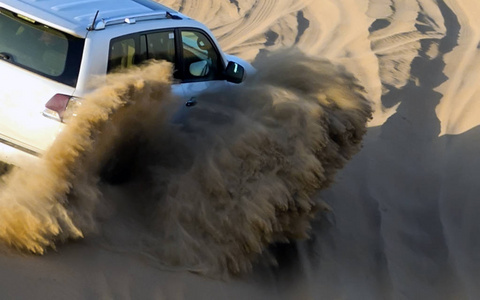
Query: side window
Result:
<box><xmin>108</xmin><ymin>31</ymin><xmax>176</xmax><ymax>75</ymax></box>
<box><xmin>146</xmin><ymin>31</ymin><xmax>175</xmax><ymax>63</ymax></box>
<box><xmin>107</xmin><ymin>30</ymin><xmax>223</xmax><ymax>82</ymax></box>
<box><xmin>108</xmin><ymin>37</ymin><xmax>136</xmax><ymax>72</ymax></box>
<box><xmin>181</xmin><ymin>30</ymin><xmax>222</xmax><ymax>81</ymax></box>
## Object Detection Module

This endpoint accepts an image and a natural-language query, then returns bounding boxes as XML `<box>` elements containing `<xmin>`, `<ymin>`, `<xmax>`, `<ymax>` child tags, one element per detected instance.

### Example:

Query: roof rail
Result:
<box><xmin>89</xmin><ymin>11</ymin><xmax>181</xmax><ymax>31</ymax></box>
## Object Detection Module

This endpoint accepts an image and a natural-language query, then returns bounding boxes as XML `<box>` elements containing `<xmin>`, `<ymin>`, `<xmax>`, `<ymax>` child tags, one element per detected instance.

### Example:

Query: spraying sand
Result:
<box><xmin>0</xmin><ymin>51</ymin><xmax>371</xmax><ymax>277</ymax></box>
<box><xmin>1</xmin><ymin>0</ymin><xmax>479</xmax><ymax>298</ymax></box>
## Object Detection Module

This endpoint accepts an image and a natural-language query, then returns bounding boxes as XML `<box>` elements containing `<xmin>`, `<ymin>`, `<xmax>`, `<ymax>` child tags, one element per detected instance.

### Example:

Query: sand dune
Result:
<box><xmin>170</xmin><ymin>0</ymin><xmax>480</xmax><ymax>135</ymax></box>
<box><xmin>0</xmin><ymin>0</ymin><xmax>479</xmax><ymax>299</ymax></box>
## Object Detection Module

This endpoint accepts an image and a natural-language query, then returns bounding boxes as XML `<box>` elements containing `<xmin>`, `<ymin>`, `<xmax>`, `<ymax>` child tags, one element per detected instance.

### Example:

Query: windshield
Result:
<box><xmin>0</xmin><ymin>8</ymin><xmax>84</xmax><ymax>87</ymax></box>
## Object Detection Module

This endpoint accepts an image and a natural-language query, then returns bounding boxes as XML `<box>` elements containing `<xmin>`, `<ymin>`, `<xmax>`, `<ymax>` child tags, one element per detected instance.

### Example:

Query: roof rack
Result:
<box><xmin>89</xmin><ymin>11</ymin><xmax>181</xmax><ymax>31</ymax></box>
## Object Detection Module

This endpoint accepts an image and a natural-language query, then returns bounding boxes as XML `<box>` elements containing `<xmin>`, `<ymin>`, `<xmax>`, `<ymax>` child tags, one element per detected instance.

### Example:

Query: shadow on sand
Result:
<box><xmin>255</xmin><ymin>1</ymin><xmax>479</xmax><ymax>299</ymax></box>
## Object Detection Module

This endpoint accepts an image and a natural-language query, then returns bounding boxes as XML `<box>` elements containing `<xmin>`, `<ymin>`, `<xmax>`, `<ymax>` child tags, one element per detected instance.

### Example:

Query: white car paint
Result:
<box><xmin>0</xmin><ymin>0</ymin><xmax>253</xmax><ymax>168</ymax></box>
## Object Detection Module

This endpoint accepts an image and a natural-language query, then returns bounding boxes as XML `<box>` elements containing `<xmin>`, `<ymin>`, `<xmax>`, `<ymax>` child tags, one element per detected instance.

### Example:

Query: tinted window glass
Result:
<box><xmin>146</xmin><ymin>31</ymin><xmax>175</xmax><ymax>63</ymax></box>
<box><xmin>107</xmin><ymin>29</ymin><xmax>223</xmax><ymax>82</ymax></box>
<box><xmin>108</xmin><ymin>31</ymin><xmax>176</xmax><ymax>74</ymax></box>
<box><xmin>181</xmin><ymin>30</ymin><xmax>222</xmax><ymax>81</ymax></box>
<box><xmin>108</xmin><ymin>37</ymin><xmax>136</xmax><ymax>72</ymax></box>
<box><xmin>0</xmin><ymin>8</ymin><xmax>84</xmax><ymax>87</ymax></box>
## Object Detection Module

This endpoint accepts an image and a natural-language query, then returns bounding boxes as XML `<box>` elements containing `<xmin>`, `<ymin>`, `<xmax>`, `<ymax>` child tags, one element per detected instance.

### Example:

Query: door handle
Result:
<box><xmin>185</xmin><ymin>97</ymin><xmax>197</xmax><ymax>107</ymax></box>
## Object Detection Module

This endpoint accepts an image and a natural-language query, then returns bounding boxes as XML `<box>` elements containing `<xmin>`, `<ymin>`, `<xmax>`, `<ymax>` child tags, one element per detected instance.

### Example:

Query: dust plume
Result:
<box><xmin>0</xmin><ymin>50</ymin><xmax>372</xmax><ymax>276</ymax></box>
<box><xmin>0</xmin><ymin>61</ymin><xmax>175</xmax><ymax>254</ymax></box>
<box><xmin>132</xmin><ymin>49</ymin><xmax>373</xmax><ymax>275</ymax></box>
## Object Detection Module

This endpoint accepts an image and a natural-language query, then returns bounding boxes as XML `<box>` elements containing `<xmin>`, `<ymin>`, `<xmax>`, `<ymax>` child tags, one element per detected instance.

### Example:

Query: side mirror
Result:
<box><xmin>225</xmin><ymin>61</ymin><xmax>245</xmax><ymax>84</ymax></box>
<box><xmin>189</xmin><ymin>60</ymin><xmax>209</xmax><ymax>77</ymax></box>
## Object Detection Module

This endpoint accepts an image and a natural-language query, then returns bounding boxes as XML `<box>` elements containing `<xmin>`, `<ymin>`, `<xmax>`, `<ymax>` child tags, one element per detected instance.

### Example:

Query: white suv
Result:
<box><xmin>0</xmin><ymin>0</ymin><xmax>252</xmax><ymax>167</ymax></box>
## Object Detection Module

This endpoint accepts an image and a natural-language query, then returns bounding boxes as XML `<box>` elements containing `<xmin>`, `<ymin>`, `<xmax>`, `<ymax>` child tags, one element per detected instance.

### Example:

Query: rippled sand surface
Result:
<box><xmin>163</xmin><ymin>0</ymin><xmax>479</xmax><ymax>298</ymax></box>
<box><xmin>166</xmin><ymin>0</ymin><xmax>480</xmax><ymax>135</ymax></box>
<box><xmin>156</xmin><ymin>0</ymin><xmax>480</xmax><ymax>297</ymax></box>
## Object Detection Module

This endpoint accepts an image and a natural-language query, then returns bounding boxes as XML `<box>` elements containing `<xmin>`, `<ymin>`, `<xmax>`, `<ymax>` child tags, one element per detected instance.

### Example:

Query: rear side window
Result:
<box><xmin>0</xmin><ymin>8</ymin><xmax>84</xmax><ymax>87</ymax></box>
<box><xmin>109</xmin><ymin>37</ymin><xmax>136</xmax><ymax>70</ymax></box>
<box><xmin>146</xmin><ymin>31</ymin><xmax>175</xmax><ymax>62</ymax></box>
<box><xmin>108</xmin><ymin>30</ymin><xmax>176</xmax><ymax>73</ymax></box>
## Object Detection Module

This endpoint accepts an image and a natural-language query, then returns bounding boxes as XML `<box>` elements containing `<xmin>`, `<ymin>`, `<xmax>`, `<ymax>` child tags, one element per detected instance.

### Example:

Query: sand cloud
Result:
<box><xmin>0</xmin><ymin>51</ymin><xmax>371</xmax><ymax>277</ymax></box>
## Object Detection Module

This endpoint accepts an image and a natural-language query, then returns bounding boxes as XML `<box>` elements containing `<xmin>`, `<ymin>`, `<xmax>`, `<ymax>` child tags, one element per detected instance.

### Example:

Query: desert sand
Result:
<box><xmin>0</xmin><ymin>0</ymin><xmax>479</xmax><ymax>299</ymax></box>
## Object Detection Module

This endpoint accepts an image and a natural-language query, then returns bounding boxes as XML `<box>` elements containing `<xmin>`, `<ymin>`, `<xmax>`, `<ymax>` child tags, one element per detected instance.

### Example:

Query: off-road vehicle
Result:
<box><xmin>0</xmin><ymin>0</ymin><xmax>251</xmax><ymax>167</ymax></box>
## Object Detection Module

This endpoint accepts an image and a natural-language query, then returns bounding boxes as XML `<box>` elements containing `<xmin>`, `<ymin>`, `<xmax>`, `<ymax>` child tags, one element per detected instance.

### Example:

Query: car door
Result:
<box><xmin>177</xmin><ymin>29</ymin><xmax>228</xmax><ymax>101</ymax></box>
